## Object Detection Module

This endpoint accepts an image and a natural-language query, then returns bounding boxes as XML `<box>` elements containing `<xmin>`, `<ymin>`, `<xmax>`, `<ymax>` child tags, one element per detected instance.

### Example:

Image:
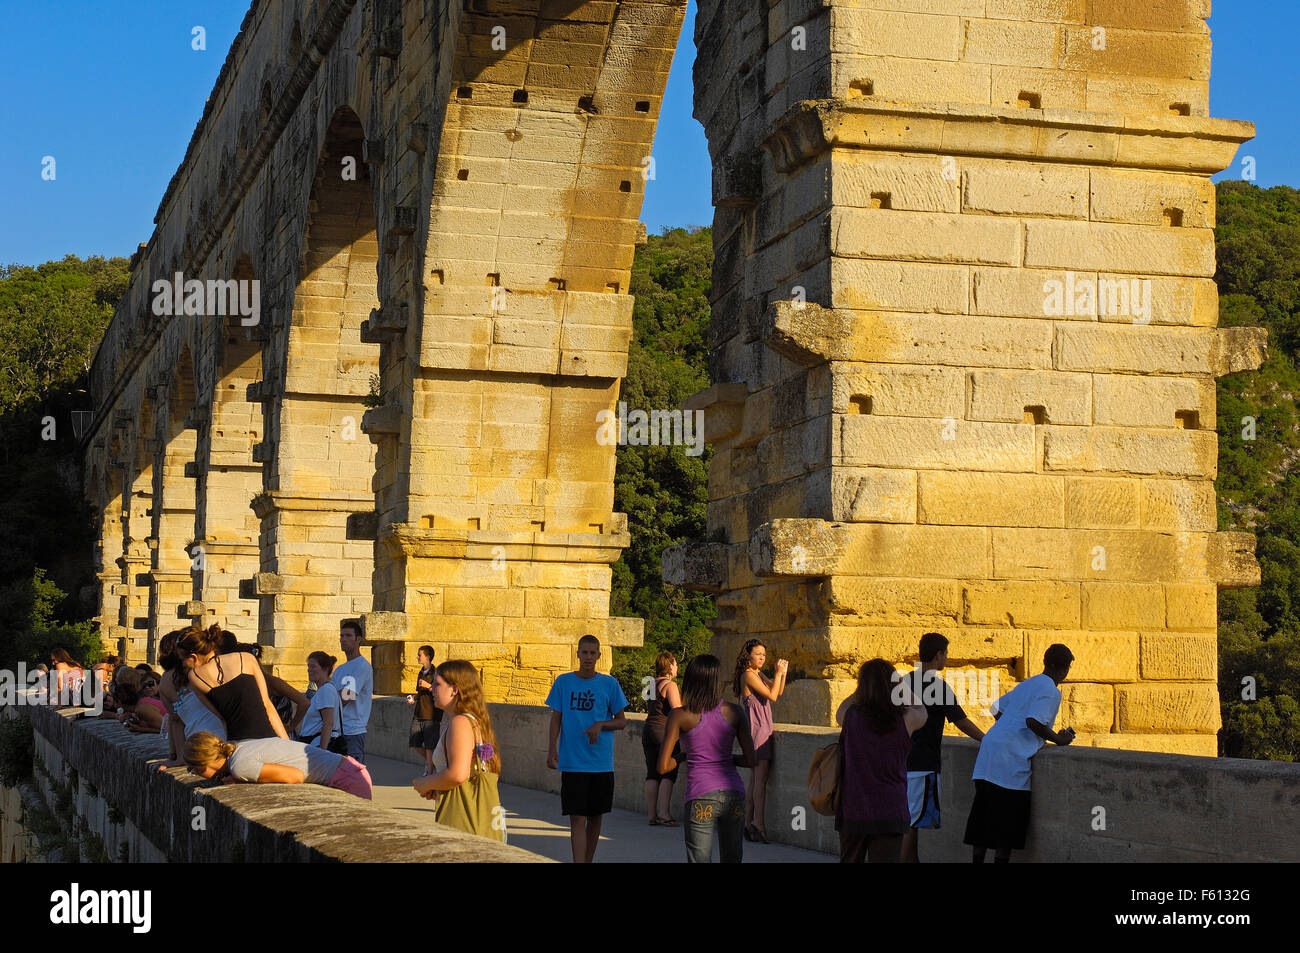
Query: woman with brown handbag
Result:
<box><xmin>833</xmin><ymin>659</ymin><xmax>927</xmax><ymax>863</ymax></box>
<box><xmin>412</xmin><ymin>660</ymin><xmax>506</xmax><ymax>842</ymax></box>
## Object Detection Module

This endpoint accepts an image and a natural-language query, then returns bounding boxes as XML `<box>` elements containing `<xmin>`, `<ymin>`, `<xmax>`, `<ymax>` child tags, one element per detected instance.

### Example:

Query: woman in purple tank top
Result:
<box><xmin>834</xmin><ymin>659</ymin><xmax>927</xmax><ymax>863</ymax></box>
<box><xmin>658</xmin><ymin>655</ymin><xmax>756</xmax><ymax>863</ymax></box>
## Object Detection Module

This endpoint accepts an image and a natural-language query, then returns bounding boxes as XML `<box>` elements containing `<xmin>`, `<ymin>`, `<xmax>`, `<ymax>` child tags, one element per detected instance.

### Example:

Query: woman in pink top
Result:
<box><xmin>659</xmin><ymin>654</ymin><xmax>756</xmax><ymax>863</ymax></box>
<box><xmin>733</xmin><ymin>639</ymin><xmax>787</xmax><ymax>842</ymax></box>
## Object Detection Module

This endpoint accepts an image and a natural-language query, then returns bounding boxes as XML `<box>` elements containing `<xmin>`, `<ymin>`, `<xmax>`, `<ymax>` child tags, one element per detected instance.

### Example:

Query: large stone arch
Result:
<box><xmin>253</xmin><ymin>104</ymin><xmax>382</xmax><ymax>676</ymax></box>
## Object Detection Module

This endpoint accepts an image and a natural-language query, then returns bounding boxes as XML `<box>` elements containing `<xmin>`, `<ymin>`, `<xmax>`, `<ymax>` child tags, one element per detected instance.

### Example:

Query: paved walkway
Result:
<box><xmin>366</xmin><ymin>754</ymin><xmax>832</xmax><ymax>863</ymax></box>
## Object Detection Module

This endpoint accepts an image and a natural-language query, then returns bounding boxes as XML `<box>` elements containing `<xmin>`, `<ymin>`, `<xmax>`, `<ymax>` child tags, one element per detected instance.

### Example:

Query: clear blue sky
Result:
<box><xmin>0</xmin><ymin>1</ymin><xmax>1294</xmax><ymax>267</ymax></box>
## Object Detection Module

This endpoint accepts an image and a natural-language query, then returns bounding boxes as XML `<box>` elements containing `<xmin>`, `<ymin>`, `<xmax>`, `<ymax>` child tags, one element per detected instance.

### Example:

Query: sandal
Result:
<box><xmin>743</xmin><ymin>824</ymin><xmax>757</xmax><ymax>842</ymax></box>
<box><xmin>649</xmin><ymin>818</ymin><xmax>662</xmax><ymax>826</ymax></box>
<box><xmin>657</xmin><ymin>816</ymin><xmax>679</xmax><ymax>827</ymax></box>
<box><xmin>754</xmin><ymin>827</ymin><xmax>769</xmax><ymax>844</ymax></box>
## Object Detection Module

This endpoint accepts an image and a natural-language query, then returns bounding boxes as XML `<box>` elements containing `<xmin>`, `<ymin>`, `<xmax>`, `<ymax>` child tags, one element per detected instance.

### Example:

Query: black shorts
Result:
<box><xmin>409</xmin><ymin>718</ymin><xmax>440</xmax><ymax>749</ymax></box>
<box><xmin>963</xmin><ymin>779</ymin><xmax>1032</xmax><ymax>850</ymax></box>
<box><xmin>561</xmin><ymin>771</ymin><xmax>615</xmax><ymax>817</ymax></box>
<box><xmin>642</xmin><ymin>733</ymin><xmax>680</xmax><ymax>783</ymax></box>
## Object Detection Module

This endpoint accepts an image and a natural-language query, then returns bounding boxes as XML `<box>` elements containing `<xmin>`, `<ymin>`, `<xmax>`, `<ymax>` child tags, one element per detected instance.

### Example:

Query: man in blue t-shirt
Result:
<box><xmin>546</xmin><ymin>635</ymin><xmax>628</xmax><ymax>863</ymax></box>
<box><xmin>331</xmin><ymin>619</ymin><xmax>373</xmax><ymax>764</ymax></box>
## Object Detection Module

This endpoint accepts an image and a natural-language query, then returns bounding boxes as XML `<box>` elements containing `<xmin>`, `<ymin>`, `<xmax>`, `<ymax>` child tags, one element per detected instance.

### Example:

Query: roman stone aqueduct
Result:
<box><xmin>83</xmin><ymin>0</ymin><xmax>1266</xmax><ymax>752</ymax></box>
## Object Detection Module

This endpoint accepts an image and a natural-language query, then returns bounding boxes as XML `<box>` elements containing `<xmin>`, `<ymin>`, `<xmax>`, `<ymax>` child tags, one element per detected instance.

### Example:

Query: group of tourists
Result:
<box><xmin>47</xmin><ymin>622</ymin><xmax>1076</xmax><ymax>863</ymax></box>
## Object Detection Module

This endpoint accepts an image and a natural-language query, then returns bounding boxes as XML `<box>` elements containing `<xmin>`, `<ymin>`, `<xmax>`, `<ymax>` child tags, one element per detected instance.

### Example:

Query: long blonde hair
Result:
<box><xmin>184</xmin><ymin>731</ymin><xmax>236</xmax><ymax>771</ymax></box>
<box><xmin>437</xmin><ymin>660</ymin><xmax>501</xmax><ymax>774</ymax></box>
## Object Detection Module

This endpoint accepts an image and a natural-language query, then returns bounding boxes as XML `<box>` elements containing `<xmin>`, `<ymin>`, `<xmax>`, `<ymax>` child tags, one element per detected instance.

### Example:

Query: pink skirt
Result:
<box><xmin>328</xmin><ymin>756</ymin><xmax>373</xmax><ymax>799</ymax></box>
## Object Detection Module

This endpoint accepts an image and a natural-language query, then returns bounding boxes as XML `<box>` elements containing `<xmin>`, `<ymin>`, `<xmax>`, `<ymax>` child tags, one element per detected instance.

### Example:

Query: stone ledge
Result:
<box><xmin>12</xmin><ymin>704</ymin><xmax>543</xmax><ymax>863</ymax></box>
<box><xmin>765</xmin><ymin>99</ymin><xmax>1255</xmax><ymax>174</ymax></box>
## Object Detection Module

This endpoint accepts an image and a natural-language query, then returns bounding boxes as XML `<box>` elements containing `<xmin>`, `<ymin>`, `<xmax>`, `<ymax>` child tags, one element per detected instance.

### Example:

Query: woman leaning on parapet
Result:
<box><xmin>173</xmin><ymin>624</ymin><xmax>288</xmax><ymax>741</ymax></box>
<box><xmin>157</xmin><ymin>629</ymin><xmax>227</xmax><ymax>767</ymax></box>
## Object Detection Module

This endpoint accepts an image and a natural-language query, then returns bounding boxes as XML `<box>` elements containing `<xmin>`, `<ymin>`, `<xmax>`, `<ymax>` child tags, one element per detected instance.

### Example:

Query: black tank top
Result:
<box><xmin>198</xmin><ymin>657</ymin><xmax>278</xmax><ymax>740</ymax></box>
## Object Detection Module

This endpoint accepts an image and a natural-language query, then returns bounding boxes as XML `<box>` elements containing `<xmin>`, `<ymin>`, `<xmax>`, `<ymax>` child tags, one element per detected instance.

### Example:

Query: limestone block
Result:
<box><xmin>992</xmin><ymin>527</ymin><xmax>1210</xmax><ymax>583</ymax></box>
<box><xmin>816</xmin><ymin>467</ymin><xmax>917</xmax><ymax>523</ymax></box>
<box><xmin>831</xmin><ymin>9</ymin><xmax>963</xmax><ymax>60</ymax></box>
<box><xmin>1140</xmin><ymin>632</ymin><xmax>1216</xmax><ymax>680</ymax></box>
<box><xmin>918</xmin><ymin>471</ymin><xmax>1064</xmax><ymax>527</ymax></box>
<box><xmin>1064</xmin><ymin>477</ymin><xmax>1141</xmax><ymax>529</ymax></box>
<box><xmin>750</xmin><ymin>519</ymin><xmax>992</xmax><ymax>580</ymax></box>
<box><xmin>1213</xmin><ymin>326</ymin><xmax>1268</xmax><ymax>376</ymax></box>
<box><xmin>960</xmin><ymin>16</ymin><xmax>1063</xmax><ymax>68</ymax></box>
<box><xmin>831</xmin><ymin>364</ymin><xmax>964</xmax><ymax>418</ymax></box>
<box><xmin>1043</xmin><ymin>426</ymin><xmax>1217</xmax><ymax>479</ymax></box>
<box><xmin>1081</xmin><ymin>582</ymin><xmax>1166</xmax><ymax>629</ymax></box>
<box><xmin>1090</xmin><ymin>168</ymin><xmax>1215</xmax><ymax>228</ymax></box>
<box><xmin>1164</xmin><ymin>582</ymin><xmax>1216</xmax><ymax>630</ymax></box>
<box><xmin>822</xmin><ymin>577</ymin><xmax>961</xmax><ymax>624</ymax></box>
<box><xmin>1140</xmin><ymin>479</ymin><xmax>1216</xmax><ymax>531</ymax></box>
<box><xmin>776</xmin><ymin>678</ymin><xmax>857</xmax><ymax>727</ymax></box>
<box><xmin>661</xmin><ymin>542</ymin><xmax>730</xmax><ymax>592</ymax></box>
<box><xmin>967</xmin><ymin>369</ymin><xmax>1091</xmax><ymax>425</ymax></box>
<box><xmin>963</xmin><ymin>581</ymin><xmax>1080</xmax><ymax>627</ymax></box>
<box><xmin>962</xmin><ymin>163</ymin><xmax>1088</xmax><ymax>218</ymax></box>
<box><xmin>972</xmin><ymin>267</ymin><xmax>1097</xmax><ymax>320</ymax></box>
<box><xmin>830</xmin><ymin>261</ymin><xmax>969</xmax><ymax>314</ymax></box>
<box><xmin>837</xmin><ymin>416</ymin><xmax>1036</xmax><ymax>472</ymax></box>
<box><xmin>1115</xmin><ymin>683</ymin><xmax>1221</xmax><ymax>732</ymax></box>
<box><xmin>1026</xmin><ymin>630</ymin><xmax>1138</xmax><ymax>683</ymax></box>
<box><xmin>830</xmin><ymin>208</ymin><xmax>1022</xmax><ymax>265</ymax></box>
<box><xmin>1058</xmin><ymin>682</ymin><xmax>1115</xmax><ymax>733</ymax></box>
<box><xmin>767</xmin><ymin>303</ymin><xmax>1052</xmax><ymax>369</ymax></box>
<box><xmin>830</xmin><ymin>154</ymin><xmax>960</xmax><ymax>213</ymax></box>
<box><xmin>990</xmin><ymin>65</ymin><xmax>1086</xmax><ymax>110</ymax></box>
<box><xmin>1061</xmin><ymin>27</ymin><xmax>1210</xmax><ymax>81</ymax></box>
<box><xmin>1206</xmin><ymin>532</ymin><xmax>1261</xmax><ymax>589</ymax></box>
<box><xmin>1086</xmin><ymin>0</ymin><xmax>1210</xmax><ymax>34</ymax></box>
<box><xmin>443</xmin><ymin>587</ymin><xmax>525</xmax><ymax>617</ymax></box>
<box><xmin>1093</xmin><ymin>375</ymin><xmax>1212</xmax><ymax>428</ymax></box>
<box><xmin>1025</xmin><ymin>221</ymin><xmax>1214</xmax><ymax>276</ymax></box>
<box><xmin>1055</xmin><ymin>324</ymin><xmax>1217</xmax><ymax>375</ymax></box>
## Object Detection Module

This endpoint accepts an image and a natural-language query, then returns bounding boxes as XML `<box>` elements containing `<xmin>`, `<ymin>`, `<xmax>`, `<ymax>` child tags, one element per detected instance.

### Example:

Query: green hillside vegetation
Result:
<box><xmin>1213</xmin><ymin>182</ymin><xmax>1300</xmax><ymax>760</ymax></box>
<box><xmin>0</xmin><ymin>255</ymin><xmax>129</xmax><ymax>670</ymax></box>
<box><xmin>608</xmin><ymin>227</ymin><xmax>716</xmax><ymax>709</ymax></box>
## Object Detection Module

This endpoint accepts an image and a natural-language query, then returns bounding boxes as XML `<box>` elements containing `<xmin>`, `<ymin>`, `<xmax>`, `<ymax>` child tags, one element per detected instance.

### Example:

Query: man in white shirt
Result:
<box><xmin>331</xmin><ymin>618</ymin><xmax>374</xmax><ymax>764</ymax></box>
<box><xmin>963</xmin><ymin>643</ymin><xmax>1076</xmax><ymax>862</ymax></box>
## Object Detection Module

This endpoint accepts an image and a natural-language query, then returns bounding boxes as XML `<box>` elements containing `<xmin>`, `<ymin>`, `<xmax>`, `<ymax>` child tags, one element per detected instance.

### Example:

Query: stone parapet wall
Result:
<box><xmin>370</xmin><ymin>697</ymin><xmax>1300</xmax><ymax>862</ymax></box>
<box><xmin>2</xmin><ymin>703</ymin><xmax>542</xmax><ymax>863</ymax></box>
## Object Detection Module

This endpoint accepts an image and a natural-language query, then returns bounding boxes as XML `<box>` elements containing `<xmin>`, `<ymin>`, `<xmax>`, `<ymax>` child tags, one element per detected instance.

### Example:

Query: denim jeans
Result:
<box><xmin>684</xmin><ymin>789</ymin><xmax>745</xmax><ymax>863</ymax></box>
<box><xmin>343</xmin><ymin>733</ymin><xmax>366</xmax><ymax>764</ymax></box>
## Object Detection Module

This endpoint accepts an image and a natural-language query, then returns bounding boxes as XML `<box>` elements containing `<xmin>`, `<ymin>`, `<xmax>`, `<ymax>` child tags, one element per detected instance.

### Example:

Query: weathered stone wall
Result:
<box><xmin>81</xmin><ymin>0</ymin><xmax>684</xmax><ymax>692</ymax></box>
<box><xmin>666</xmin><ymin>0</ymin><xmax>1264</xmax><ymax>750</ymax></box>
<box><xmin>3</xmin><ymin>703</ymin><xmax>543</xmax><ymax>862</ymax></box>
<box><xmin>369</xmin><ymin>697</ymin><xmax>1300</xmax><ymax>861</ymax></box>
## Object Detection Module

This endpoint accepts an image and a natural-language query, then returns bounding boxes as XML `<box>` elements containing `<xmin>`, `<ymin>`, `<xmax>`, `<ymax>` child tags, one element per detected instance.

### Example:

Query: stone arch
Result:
<box><xmin>255</xmin><ymin>104</ymin><xmax>381</xmax><ymax>677</ymax></box>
